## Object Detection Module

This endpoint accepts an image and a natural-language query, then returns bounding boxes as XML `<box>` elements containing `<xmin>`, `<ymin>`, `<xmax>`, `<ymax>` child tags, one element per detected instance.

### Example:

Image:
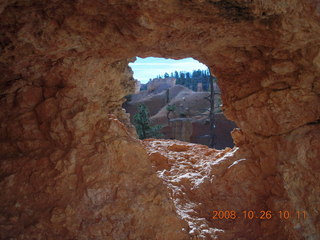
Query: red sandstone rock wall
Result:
<box><xmin>143</xmin><ymin>139</ymin><xmax>287</xmax><ymax>239</ymax></box>
<box><xmin>147</xmin><ymin>77</ymin><xmax>176</xmax><ymax>93</ymax></box>
<box><xmin>0</xmin><ymin>0</ymin><xmax>319</xmax><ymax>239</ymax></box>
<box><xmin>190</xmin><ymin>113</ymin><xmax>237</xmax><ymax>149</ymax></box>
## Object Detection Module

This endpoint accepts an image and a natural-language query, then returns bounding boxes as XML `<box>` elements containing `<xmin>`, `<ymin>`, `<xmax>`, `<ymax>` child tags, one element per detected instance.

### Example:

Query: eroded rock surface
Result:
<box><xmin>1</xmin><ymin>114</ymin><xmax>189</xmax><ymax>239</ymax></box>
<box><xmin>144</xmin><ymin>139</ymin><xmax>287</xmax><ymax>240</ymax></box>
<box><xmin>0</xmin><ymin>0</ymin><xmax>320</xmax><ymax>239</ymax></box>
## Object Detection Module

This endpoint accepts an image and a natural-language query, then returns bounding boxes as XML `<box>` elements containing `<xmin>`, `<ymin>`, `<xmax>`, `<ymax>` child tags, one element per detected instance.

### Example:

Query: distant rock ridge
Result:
<box><xmin>124</xmin><ymin>83</ymin><xmax>236</xmax><ymax>149</ymax></box>
<box><xmin>134</xmin><ymin>80</ymin><xmax>141</xmax><ymax>93</ymax></box>
<box><xmin>147</xmin><ymin>77</ymin><xmax>176</xmax><ymax>93</ymax></box>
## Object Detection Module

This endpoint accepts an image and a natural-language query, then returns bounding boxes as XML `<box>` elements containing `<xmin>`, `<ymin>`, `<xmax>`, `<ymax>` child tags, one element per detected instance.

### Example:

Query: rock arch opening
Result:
<box><xmin>124</xmin><ymin>56</ymin><xmax>237</xmax><ymax>149</ymax></box>
<box><xmin>0</xmin><ymin>1</ymin><xmax>319</xmax><ymax>239</ymax></box>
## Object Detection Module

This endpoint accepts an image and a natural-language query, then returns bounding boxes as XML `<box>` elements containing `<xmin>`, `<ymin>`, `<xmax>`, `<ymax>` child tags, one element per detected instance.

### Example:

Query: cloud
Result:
<box><xmin>129</xmin><ymin>57</ymin><xmax>208</xmax><ymax>83</ymax></box>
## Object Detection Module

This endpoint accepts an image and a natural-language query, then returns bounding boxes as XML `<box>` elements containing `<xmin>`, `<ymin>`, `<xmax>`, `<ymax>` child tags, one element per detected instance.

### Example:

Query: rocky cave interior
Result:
<box><xmin>0</xmin><ymin>0</ymin><xmax>320</xmax><ymax>240</ymax></box>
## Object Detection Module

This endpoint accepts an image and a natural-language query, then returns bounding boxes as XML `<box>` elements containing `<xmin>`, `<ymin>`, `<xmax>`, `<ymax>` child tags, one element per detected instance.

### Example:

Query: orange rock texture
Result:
<box><xmin>143</xmin><ymin>139</ymin><xmax>285</xmax><ymax>239</ymax></box>
<box><xmin>0</xmin><ymin>0</ymin><xmax>319</xmax><ymax>239</ymax></box>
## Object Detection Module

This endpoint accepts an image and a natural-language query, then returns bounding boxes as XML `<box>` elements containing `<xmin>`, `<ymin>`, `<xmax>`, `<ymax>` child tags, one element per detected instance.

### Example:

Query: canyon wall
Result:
<box><xmin>0</xmin><ymin>0</ymin><xmax>319</xmax><ymax>239</ymax></box>
<box><xmin>147</xmin><ymin>77</ymin><xmax>176</xmax><ymax>93</ymax></box>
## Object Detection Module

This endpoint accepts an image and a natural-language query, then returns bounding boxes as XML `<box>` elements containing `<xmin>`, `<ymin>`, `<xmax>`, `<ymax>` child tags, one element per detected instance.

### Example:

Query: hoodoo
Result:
<box><xmin>0</xmin><ymin>1</ymin><xmax>319</xmax><ymax>239</ymax></box>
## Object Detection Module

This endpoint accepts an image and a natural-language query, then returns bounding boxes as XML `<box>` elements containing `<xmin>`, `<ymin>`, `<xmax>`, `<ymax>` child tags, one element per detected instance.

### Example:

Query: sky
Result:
<box><xmin>129</xmin><ymin>57</ymin><xmax>208</xmax><ymax>84</ymax></box>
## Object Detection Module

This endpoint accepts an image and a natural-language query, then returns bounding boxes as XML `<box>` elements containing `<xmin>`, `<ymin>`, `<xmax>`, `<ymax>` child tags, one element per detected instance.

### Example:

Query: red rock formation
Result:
<box><xmin>147</xmin><ymin>77</ymin><xmax>176</xmax><ymax>93</ymax></box>
<box><xmin>190</xmin><ymin>113</ymin><xmax>237</xmax><ymax>149</ymax></box>
<box><xmin>0</xmin><ymin>0</ymin><xmax>319</xmax><ymax>239</ymax></box>
<box><xmin>143</xmin><ymin>139</ymin><xmax>287</xmax><ymax>239</ymax></box>
<box><xmin>126</xmin><ymin>84</ymin><xmax>192</xmax><ymax>120</ymax></box>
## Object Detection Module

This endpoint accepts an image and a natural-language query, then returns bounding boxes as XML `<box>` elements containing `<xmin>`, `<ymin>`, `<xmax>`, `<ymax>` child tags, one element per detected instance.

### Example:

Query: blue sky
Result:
<box><xmin>129</xmin><ymin>57</ymin><xmax>208</xmax><ymax>84</ymax></box>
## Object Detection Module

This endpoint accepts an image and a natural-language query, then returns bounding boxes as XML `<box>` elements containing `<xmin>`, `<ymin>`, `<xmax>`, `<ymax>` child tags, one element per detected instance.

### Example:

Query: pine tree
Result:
<box><xmin>166</xmin><ymin>104</ymin><xmax>176</xmax><ymax>125</ymax></box>
<box><xmin>149</xmin><ymin>69</ymin><xmax>217</xmax><ymax>92</ymax></box>
<box><xmin>133</xmin><ymin>105</ymin><xmax>163</xmax><ymax>139</ymax></box>
<box><xmin>204</xmin><ymin>68</ymin><xmax>220</xmax><ymax>148</ymax></box>
<box><xmin>208</xmin><ymin>70</ymin><xmax>215</xmax><ymax>148</ymax></box>
<box><xmin>174</xmin><ymin>71</ymin><xmax>179</xmax><ymax>79</ymax></box>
